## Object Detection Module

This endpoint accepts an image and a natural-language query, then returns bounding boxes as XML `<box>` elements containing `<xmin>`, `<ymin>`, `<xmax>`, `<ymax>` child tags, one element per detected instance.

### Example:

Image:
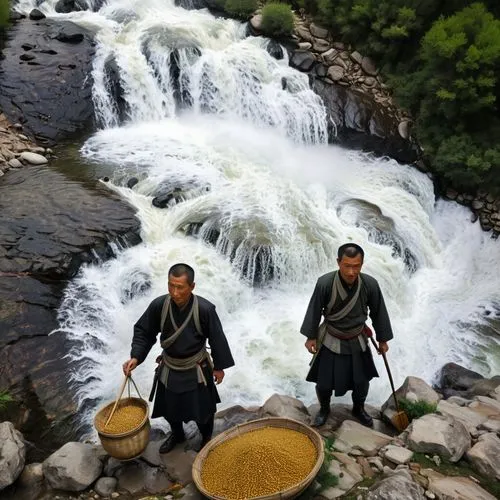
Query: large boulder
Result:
<box><xmin>436</xmin><ymin>362</ymin><xmax>484</xmax><ymax>398</ymax></box>
<box><xmin>261</xmin><ymin>394</ymin><xmax>310</xmax><ymax>423</ymax></box>
<box><xmin>0</xmin><ymin>19</ymin><xmax>95</xmax><ymax>145</ymax></box>
<box><xmin>407</xmin><ymin>414</ymin><xmax>470</xmax><ymax>462</ymax></box>
<box><xmin>466</xmin><ymin>433</ymin><xmax>500</xmax><ymax>481</ymax></box>
<box><xmin>43</xmin><ymin>442</ymin><xmax>103</xmax><ymax>491</ymax></box>
<box><xmin>366</xmin><ymin>471</ymin><xmax>425</xmax><ymax>500</ymax></box>
<box><xmin>312</xmin><ymin>78</ymin><xmax>419</xmax><ymax>164</ymax></box>
<box><xmin>382</xmin><ymin>376</ymin><xmax>440</xmax><ymax>425</ymax></box>
<box><xmin>0</xmin><ymin>422</ymin><xmax>26</xmax><ymax>491</ymax></box>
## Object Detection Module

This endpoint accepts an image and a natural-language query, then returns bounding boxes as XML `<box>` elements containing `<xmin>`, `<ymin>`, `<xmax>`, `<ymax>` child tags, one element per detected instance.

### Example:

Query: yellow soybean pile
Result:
<box><xmin>99</xmin><ymin>404</ymin><xmax>146</xmax><ymax>434</ymax></box>
<box><xmin>201</xmin><ymin>427</ymin><xmax>317</xmax><ymax>499</ymax></box>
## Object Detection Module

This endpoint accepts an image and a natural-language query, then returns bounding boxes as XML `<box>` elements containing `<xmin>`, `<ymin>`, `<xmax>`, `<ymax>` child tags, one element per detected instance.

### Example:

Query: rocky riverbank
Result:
<box><xmin>1</xmin><ymin>363</ymin><xmax>499</xmax><ymax>500</ymax></box>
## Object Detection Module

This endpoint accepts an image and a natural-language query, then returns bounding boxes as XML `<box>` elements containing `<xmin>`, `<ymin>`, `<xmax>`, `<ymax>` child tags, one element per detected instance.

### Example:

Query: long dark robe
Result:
<box><xmin>131</xmin><ymin>294</ymin><xmax>234</xmax><ymax>423</ymax></box>
<box><xmin>300</xmin><ymin>271</ymin><xmax>393</xmax><ymax>396</ymax></box>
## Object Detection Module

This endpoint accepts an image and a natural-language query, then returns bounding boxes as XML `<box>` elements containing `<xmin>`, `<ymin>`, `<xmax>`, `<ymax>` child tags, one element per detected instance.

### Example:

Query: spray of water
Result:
<box><xmin>16</xmin><ymin>0</ymin><xmax>500</xmax><ymax>428</ymax></box>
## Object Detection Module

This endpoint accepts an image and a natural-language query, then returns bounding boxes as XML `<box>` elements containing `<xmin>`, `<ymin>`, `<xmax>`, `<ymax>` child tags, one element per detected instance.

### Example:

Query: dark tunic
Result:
<box><xmin>131</xmin><ymin>294</ymin><xmax>234</xmax><ymax>423</ymax></box>
<box><xmin>300</xmin><ymin>271</ymin><xmax>393</xmax><ymax>396</ymax></box>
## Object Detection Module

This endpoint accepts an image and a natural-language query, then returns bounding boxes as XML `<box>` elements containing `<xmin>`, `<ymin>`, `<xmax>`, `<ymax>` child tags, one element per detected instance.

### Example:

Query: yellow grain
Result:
<box><xmin>201</xmin><ymin>427</ymin><xmax>317</xmax><ymax>499</ymax></box>
<box><xmin>98</xmin><ymin>403</ymin><xmax>146</xmax><ymax>434</ymax></box>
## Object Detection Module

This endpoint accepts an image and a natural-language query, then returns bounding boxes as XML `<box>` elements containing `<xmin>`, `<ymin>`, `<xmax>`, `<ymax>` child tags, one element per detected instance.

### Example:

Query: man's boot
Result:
<box><xmin>352</xmin><ymin>404</ymin><xmax>373</xmax><ymax>427</ymax></box>
<box><xmin>160</xmin><ymin>421</ymin><xmax>186</xmax><ymax>454</ymax></box>
<box><xmin>312</xmin><ymin>388</ymin><xmax>331</xmax><ymax>427</ymax></box>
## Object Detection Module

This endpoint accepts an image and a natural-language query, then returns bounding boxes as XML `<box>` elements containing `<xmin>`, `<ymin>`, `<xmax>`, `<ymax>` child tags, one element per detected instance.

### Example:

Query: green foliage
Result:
<box><xmin>0</xmin><ymin>391</ymin><xmax>13</xmax><ymax>410</ymax></box>
<box><xmin>261</xmin><ymin>2</ymin><xmax>295</xmax><ymax>38</ymax></box>
<box><xmin>399</xmin><ymin>398</ymin><xmax>437</xmax><ymax>421</ymax></box>
<box><xmin>0</xmin><ymin>0</ymin><xmax>10</xmax><ymax>27</ymax></box>
<box><xmin>224</xmin><ymin>0</ymin><xmax>257</xmax><ymax>19</ymax></box>
<box><xmin>315</xmin><ymin>437</ymin><xmax>339</xmax><ymax>491</ymax></box>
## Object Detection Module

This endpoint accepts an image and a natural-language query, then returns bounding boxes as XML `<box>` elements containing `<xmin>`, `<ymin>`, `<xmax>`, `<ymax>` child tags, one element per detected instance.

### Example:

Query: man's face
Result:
<box><xmin>337</xmin><ymin>254</ymin><xmax>363</xmax><ymax>285</ymax></box>
<box><xmin>168</xmin><ymin>274</ymin><xmax>195</xmax><ymax>307</ymax></box>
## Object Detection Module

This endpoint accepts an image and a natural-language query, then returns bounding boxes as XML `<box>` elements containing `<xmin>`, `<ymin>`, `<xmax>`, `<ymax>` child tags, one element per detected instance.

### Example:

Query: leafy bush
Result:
<box><xmin>0</xmin><ymin>391</ymin><xmax>13</xmax><ymax>410</ymax></box>
<box><xmin>224</xmin><ymin>0</ymin><xmax>257</xmax><ymax>19</ymax></box>
<box><xmin>261</xmin><ymin>2</ymin><xmax>295</xmax><ymax>38</ymax></box>
<box><xmin>0</xmin><ymin>0</ymin><xmax>10</xmax><ymax>27</ymax></box>
<box><xmin>399</xmin><ymin>398</ymin><xmax>437</xmax><ymax>421</ymax></box>
<box><xmin>315</xmin><ymin>437</ymin><xmax>339</xmax><ymax>491</ymax></box>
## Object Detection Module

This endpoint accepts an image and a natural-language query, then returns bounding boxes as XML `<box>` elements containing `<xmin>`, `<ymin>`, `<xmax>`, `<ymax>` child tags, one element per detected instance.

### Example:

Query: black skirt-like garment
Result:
<box><xmin>306</xmin><ymin>345</ymin><xmax>379</xmax><ymax>396</ymax></box>
<box><xmin>151</xmin><ymin>367</ymin><xmax>221</xmax><ymax>424</ymax></box>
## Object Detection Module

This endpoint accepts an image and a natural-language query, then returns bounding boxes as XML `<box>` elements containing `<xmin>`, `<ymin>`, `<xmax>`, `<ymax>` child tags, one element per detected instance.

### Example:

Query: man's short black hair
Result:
<box><xmin>168</xmin><ymin>263</ymin><xmax>195</xmax><ymax>284</ymax></box>
<box><xmin>337</xmin><ymin>243</ymin><xmax>364</xmax><ymax>260</ymax></box>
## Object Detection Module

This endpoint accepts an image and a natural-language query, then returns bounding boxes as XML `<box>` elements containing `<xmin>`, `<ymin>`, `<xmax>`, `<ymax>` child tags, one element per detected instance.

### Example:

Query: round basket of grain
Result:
<box><xmin>192</xmin><ymin>417</ymin><xmax>324</xmax><ymax>499</ymax></box>
<box><xmin>94</xmin><ymin>375</ymin><xmax>150</xmax><ymax>461</ymax></box>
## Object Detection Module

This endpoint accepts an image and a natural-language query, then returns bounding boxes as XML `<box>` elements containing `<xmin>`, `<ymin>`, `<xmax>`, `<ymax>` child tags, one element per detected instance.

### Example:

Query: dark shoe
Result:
<box><xmin>312</xmin><ymin>407</ymin><xmax>330</xmax><ymax>427</ymax></box>
<box><xmin>159</xmin><ymin>432</ymin><xmax>186</xmax><ymax>454</ymax></box>
<box><xmin>352</xmin><ymin>405</ymin><xmax>373</xmax><ymax>427</ymax></box>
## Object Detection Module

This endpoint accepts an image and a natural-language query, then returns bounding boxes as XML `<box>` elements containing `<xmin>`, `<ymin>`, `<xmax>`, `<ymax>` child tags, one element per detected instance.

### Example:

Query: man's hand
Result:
<box><xmin>213</xmin><ymin>370</ymin><xmax>225</xmax><ymax>385</ymax></box>
<box><xmin>378</xmin><ymin>341</ymin><xmax>389</xmax><ymax>354</ymax></box>
<box><xmin>305</xmin><ymin>339</ymin><xmax>317</xmax><ymax>354</ymax></box>
<box><xmin>122</xmin><ymin>358</ymin><xmax>138</xmax><ymax>376</ymax></box>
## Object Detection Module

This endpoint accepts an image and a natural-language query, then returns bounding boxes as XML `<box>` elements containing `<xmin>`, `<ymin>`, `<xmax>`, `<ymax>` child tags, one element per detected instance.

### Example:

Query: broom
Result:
<box><xmin>364</xmin><ymin>327</ymin><xmax>409</xmax><ymax>431</ymax></box>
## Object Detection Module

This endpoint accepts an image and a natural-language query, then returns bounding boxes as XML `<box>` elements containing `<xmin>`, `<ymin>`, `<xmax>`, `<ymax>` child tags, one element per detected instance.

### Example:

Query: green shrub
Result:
<box><xmin>261</xmin><ymin>2</ymin><xmax>295</xmax><ymax>38</ymax></box>
<box><xmin>0</xmin><ymin>391</ymin><xmax>13</xmax><ymax>410</ymax></box>
<box><xmin>0</xmin><ymin>0</ymin><xmax>10</xmax><ymax>27</ymax></box>
<box><xmin>399</xmin><ymin>398</ymin><xmax>437</xmax><ymax>421</ymax></box>
<box><xmin>224</xmin><ymin>0</ymin><xmax>258</xmax><ymax>19</ymax></box>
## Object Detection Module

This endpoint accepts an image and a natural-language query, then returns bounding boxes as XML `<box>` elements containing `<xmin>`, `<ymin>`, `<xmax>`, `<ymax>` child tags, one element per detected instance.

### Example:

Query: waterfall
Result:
<box><xmin>16</xmin><ymin>0</ymin><xmax>500</xmax><ymax>429</ymax></box>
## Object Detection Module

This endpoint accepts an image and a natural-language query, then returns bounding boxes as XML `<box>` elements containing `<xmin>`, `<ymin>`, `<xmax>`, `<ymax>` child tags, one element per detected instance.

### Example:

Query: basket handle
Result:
<box><xmin>104</xmin><ymin>374</ymin><xmax>145</xmax><ymax>428</ymax></box>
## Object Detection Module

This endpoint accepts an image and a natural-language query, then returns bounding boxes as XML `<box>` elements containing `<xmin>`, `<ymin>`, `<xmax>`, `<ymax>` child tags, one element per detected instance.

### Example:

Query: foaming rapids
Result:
<box><xmin>15</xmin><ymin>0</ymin><xmax>500</xmax><ymax>430</ymax></box>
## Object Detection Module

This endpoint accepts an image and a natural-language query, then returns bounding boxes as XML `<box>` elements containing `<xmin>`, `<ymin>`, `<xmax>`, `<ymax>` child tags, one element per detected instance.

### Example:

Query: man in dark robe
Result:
<box><xmin>123</xmin><ymin>263</ymin><xmax>234</xmax><ymax>453</ymax></box>
<box><xmin>300</xmin><ymin>243</ymin><xmax>393</xmax><ymax>427</ymax></box>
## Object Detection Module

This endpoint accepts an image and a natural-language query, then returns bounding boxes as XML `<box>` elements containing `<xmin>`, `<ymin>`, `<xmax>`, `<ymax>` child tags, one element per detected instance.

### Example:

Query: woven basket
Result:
<box><xmin>94</xmin><ymin>376</ymin><xmax>150</xmax><ymax>461</ymax></box>
<box><xmin>192</xmin><ymin>417</ymin><xmax>324</xmax><ymax>500</ymax></box>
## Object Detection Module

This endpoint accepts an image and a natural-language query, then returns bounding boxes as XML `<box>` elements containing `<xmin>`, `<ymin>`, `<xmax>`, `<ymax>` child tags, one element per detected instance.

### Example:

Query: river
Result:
<box><xmin>16</xmin><ymin>0</ymin><xmax>500</xmax><ymax>434</ymax></box>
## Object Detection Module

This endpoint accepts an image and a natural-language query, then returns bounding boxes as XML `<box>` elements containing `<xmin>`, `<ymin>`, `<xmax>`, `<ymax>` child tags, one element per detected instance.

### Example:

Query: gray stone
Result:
<box><xmin>105</xmin><ymin>456</ymin><xmax>125</xmax><ymax>476</ymax></box>
<box><xmin>296</xmin><ymin>25</ymin><xmax>313</xmax><ymax>42</ymax></box>
<box><xmin>350</xmin><ymin>50</ymin><xmax>363</xmax><ymax>65</ymax></box>
<box><xmin>407</xmin><ymin>414</ymin><xmax>470</xmax><ymax>462</ymax></box>
<box><xmin>140</xmin><ymin>439</ymin><xmax>162</xmax><ymax>467</ymax></box>
<box><xmin>0</xmin><ymin>422</ymin><xmax>26</xmax><ymax>491</ymax></box>
<box><xmin>309</xmin><ymin>22</ymin><xmax>329</xmax><ymax>39</ymax></box>
<box><xmin>312</xmin><ymin>38</ymin><xmax>330</xmax><ymax>53</ymax></box>
<box><xmin>180</xmin><ymin>482</ymin><xmax>204</xmax><ymax>499</ymax></box>
<box><xmin>427</xmin><ymin>474</ymin><xmax>497</xmax><ymax>500</ymax></box>
<box><xmin>437</xmin><ymin>400</ymin><xmax>488</xmax><ymax>434</ymax></box>
<box><xmin>382</xmin><ymin>445</ymin><xmax>414</xmax><ymax>465</ymax></box>
<box><xmin>145</xmin><ymin>466</ymin><xmax>172</xmax><ymax>493</ymax></box>
<box><xmin>250</xmin><ymin>14</ymin><xmax>262</xmax><ymax>31</ymax></box>
<box><xmin>398</xmin><ymin>120</ymin><xmax>411</xmax><ymax>139</ymax></box>
<box><xmin>366</xmin><ymin>471</ymin><xmax>425</xmax><ymax>500</ymax></box>
<box><xmin>472</xmin><ymin>200</ymin><xmax>485</xmax><ymax>211</ymax></box>
<box><xmin>95</xmin><ymin>477</ymin><xmax>117</xmax><ymax>496</ymax></box>
<box><xmin>19</xmin><ymin>151</ymin><xmax>48</xmax><ymax>165</ymax></box>
<box><xmin>361</xmin><ymin>56</ymin><xmax>378</xmax><ymax>76</ymax></box>
<box><xmin>327</xmin><ymin>65</ymin><xmax>345</xmax><ymax>82</ymax></box>
<box><xmin>262</xmin><ymin>394</ymin><xmax>310</xmax><ymax>423</ymax></box>
<box><xmin>466</xmin><ymin>433</ymin><xmax>500</xmax><ymax>480</ymax></box>
<box><xmin>334</xmin><ymin>420</ymin><xmax>392</xmax><ymax>456</ymax></box>
<box><xmin>161</xmin><ymin>447</ymin><xmax>197</xmax><ymax>484</ymax></box>
<box><xmin>43</xmin><ymin>442</ymin><xmax>103</xmax><ymax>491</ymax></box>
<box><xmin>467</xmin><ymin>377</ymin><xmax>500</xmax><ymax>398</ymax></box>
<box><xmin>480</xmin><ymin>417</ymin><xmax>500</xmax><ymax>433</ymax></box>
<box><xmin>115</xmin><ymin>462</ymin><xmax>147</xmax><ymax>494</ymax></box>
<box><xmin>17</xmin><ymin>462</ymin><xmax>43</xmax><ymax>487</ymax></box>
<box><xmin>290</xmin><ymin>50</ymin><xmax>316</xmax><ymax>72</ymax></box>
<box><xmin>298</xmin><ymin>42</ymin><xmax>312</xmax><ymax>50</ymax></box>
<box><xmin>8</xmin><ymin>158</ymin><xmax>22</xmax><ymax>168</ymax></box>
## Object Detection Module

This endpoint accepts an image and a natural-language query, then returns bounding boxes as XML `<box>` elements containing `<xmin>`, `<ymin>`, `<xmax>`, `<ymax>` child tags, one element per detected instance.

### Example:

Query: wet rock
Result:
<box><xmin>103</xmin><ymin>55</ymin><xmax>128</xmax><ymax>126</ymax></box>
<box><xmin>29</xmin><ymin>9</ymin><xmax>46</xmax><ymax>20</ymax></box>
<box><xmin>327</xmin><ymin>65</ymin><xmax>344</xmax><ymax>81</ymax></box>
<box><xmin>436</xmin><ymin>362</ymin><xmax>484</xmax><ymax>398</ymax></box>
<box><xmin>250</xmin><ymin>14</ymin><xmax>262</xmax><ymax>32</ymax></box>
<box><xmin>266</xmin><ymin>39</ymin><xmax>283</xmax><ymax>60</ymax></box>
<box><xmin>312</xmin><ymin>79</ymin><xmax>419</xmax><ymax>163</ymax></box>
<box><xmin>0</xmin><ymin>19</ymin><xmax>95</xmax><ymax>145</ymax></box>
<box><xmin>19</xmin><ymin>151</ymin><xmax>48</xmax><ymax>165</ymax></box>
<box><xmin>95</xmin><ymin>477</ymin><xmax>118</xmax><ymax>496</ymax></box>
<box><xmin>361</xmin><ymin>55</ymin><xmax>378</xmax><ymax>76</ymax></box>
<box><xmin>127</xmin><ymin>177</ymin><xmax>139</xmax><ymax>189</ymax></box>
<box><xmin>290</xmin><ymin>50</ymin><xmax>316</xmax><ymax>72</ymax></box>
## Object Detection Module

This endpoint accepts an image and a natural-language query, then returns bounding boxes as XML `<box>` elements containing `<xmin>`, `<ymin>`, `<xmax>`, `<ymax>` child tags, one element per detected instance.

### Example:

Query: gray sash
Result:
<box><xmin>315</xmin><ymin>272</ymin><xmax>367</xmax><ymax>357</ymax></box>
<box><xmin>158</xmin><ymin>295</ymin><xmax>214</xmax><ymax>387</ymax></box>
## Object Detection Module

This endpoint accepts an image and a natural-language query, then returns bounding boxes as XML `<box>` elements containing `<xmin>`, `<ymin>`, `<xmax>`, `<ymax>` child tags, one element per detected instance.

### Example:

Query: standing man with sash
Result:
<box><xmin>301</xmin><ymin>243</ymin><xmax>393</xmax><ymax>428</ymax></box>
<box><xmin>123</xmin><ymin>263</ymin><xmax>234</xmax><ymax>453</ymax></box>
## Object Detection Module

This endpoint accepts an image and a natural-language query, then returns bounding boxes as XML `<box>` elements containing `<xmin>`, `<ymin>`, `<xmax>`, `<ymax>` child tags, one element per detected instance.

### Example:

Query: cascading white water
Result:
<box><xmin>17</xmin><ymin>0</ymin><xmax>500</xmax><ymax>428</ymax></box>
